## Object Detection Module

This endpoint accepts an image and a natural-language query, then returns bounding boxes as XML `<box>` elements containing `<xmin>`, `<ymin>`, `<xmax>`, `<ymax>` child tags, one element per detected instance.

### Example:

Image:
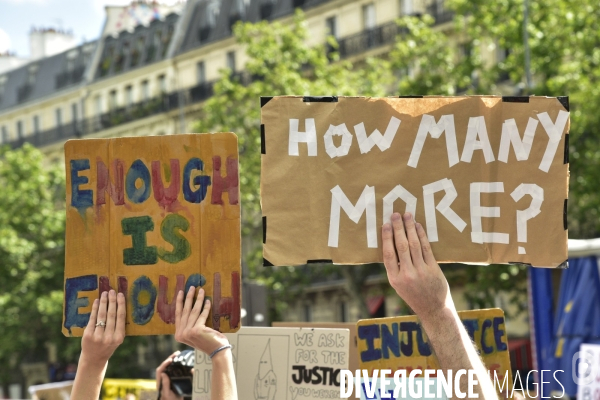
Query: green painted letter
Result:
<box><xmin>158</xmin><ymin>214</ymin><xmax>191</xmax><ymax>264</ymax></box>
<box><xmin>122</xmin><ymin>216</ymin><xmax>158</xmax><ymax>265</ymax></box>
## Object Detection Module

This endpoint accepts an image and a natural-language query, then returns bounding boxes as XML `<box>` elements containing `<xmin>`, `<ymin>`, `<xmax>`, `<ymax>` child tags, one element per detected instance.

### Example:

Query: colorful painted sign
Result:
<box><xmin>193</xmin><ymin>327</ymin><xmax>350</xmax><ymax>400</ymax></box>
<box><xmin>63</xmin><ymin>133</ymin><xmax>241</xmax><ymax>336</ymax></box>
<box><xmin>261</xmin><ymin>96</ymin><xmax>569</xmax><ymax>267</ymax></box>
<box><xmin>357</xmin><ymin>309</ymin><xmax>512</xmax><ymax>396</ymax></box>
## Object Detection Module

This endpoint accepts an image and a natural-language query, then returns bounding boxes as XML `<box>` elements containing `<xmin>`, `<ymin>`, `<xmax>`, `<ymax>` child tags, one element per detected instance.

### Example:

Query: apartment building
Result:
<box><xmin>0</xmin><ymin>0</ymin><xmax>459</xmax><ymax>158</ymax></box>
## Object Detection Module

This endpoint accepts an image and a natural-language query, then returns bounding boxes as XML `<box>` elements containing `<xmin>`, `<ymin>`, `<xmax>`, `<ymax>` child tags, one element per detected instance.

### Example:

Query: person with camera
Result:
<box><xmin>382</xmin><ymin>212</ymin><xmax>498</xmax><ymax>398</ymax></box>
<box><xmin>71</xmin><ymin>287</ymin><xmax>237</xmax><ymax>400</ymax></box>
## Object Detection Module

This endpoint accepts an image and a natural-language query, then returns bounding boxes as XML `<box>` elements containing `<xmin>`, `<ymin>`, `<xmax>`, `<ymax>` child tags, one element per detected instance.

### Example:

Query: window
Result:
<box><xmin>362</xmin><ymin>3</ymin><xmax>376</xmax><ymax>30</ymax></box>
<box><xmin>109</xmin><ymin>90</ymin><xmax>118</xmax><ymax>110</ymax></box>
<box><xmin>325</xmin><ymin>16</ymin><xmax>337</xmax><ymax>38</ymax></box>
<box><xmin>55</xmin><ymin>108</ymin><xmax>62</xmax><ymax>127</ymax></box>
<box><xmin>95</xmin><ymin>95</ymin><xmax>103</xmax><ymax>115</ymax></box>
<box><xmin>0</xmin><ymin>76</ymin><xmax>6</xmax><ymax>103</ymax></box>
<box><xmin>141</xmin><ymin>80</ymin><xmax>150</xmax><ymax>101</ymax></box>
<box><xmin>1</xmin><ymin>126</ymin><xmax>8</xmax><ymax>143</ymax></box>
<box><xmin>226</xmin><ymin>51</ymin><xmax>236</xmax><ymax>72</ymax></box>
<box><xmin>125</xmin><ymin>85</ymin><xmax>134</xmax><ymax>106</ymax></box>
<box><xmin>158</xmin><ymin>74</ymin><xmax>166</xmax><ymax>93</ymax></box>
<box><xmin>33</xmin><ymin>115</ymin><xmax>40</xmax><ymax>135</ymax></box>
<box><xmin>16</xmin><ymin>120</ymin><xmax>23</xmax><ymax>139</ymax></box>
<box><xmin>400</xmin><ymin>0</ymin><xmax>413</xmax><ymax>15</ymax></box>
<box><xmin>303</xmin><ymin>304</ymin><xmax>312</xmax><ymax>322</ymax></box>
<box><xmin>27</xmin><ymin>64</ymin><xmax>39</xmax><ymax>85</ymax></box>
<box><xmin>197</xmin><ymin>61</ymin><xmax>206</xmax><ymax>84</ymax></box>
<box><xmin>71</xmin><ymin>103</ymin><xmax>78</xmax><ymax>124</ymax></box>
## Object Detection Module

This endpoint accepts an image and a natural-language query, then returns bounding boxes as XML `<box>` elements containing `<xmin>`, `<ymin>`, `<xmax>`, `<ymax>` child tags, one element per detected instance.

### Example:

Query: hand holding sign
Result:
<box><xmin>71</xmin><ymin>290</ymin><xmax>126</xmax><ymax>400</ymax></box>
<box><xmin>382</xmin><ymin>212</ymin><xmax>453</xmax><ymax>320</ymax></box>
<box><xmin>175</xmin><ymin>286</ymin><xmax>230</xmax><ymax>356</ymax></box>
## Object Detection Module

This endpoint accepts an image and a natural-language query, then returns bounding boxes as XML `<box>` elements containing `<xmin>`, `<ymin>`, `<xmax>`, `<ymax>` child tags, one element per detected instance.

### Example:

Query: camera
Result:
<box><xmin>158</xmin><ymin>349</ymin><xmax>194</xmax><ymax>400</ymax></box>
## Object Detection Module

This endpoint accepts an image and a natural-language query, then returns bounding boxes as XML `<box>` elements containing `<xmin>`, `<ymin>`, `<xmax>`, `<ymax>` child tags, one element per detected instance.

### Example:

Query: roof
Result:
<box><xmin>94</xmin><ymin>12</ymin><xmax>180</xmax><ymax>80</ymax></box>
<box><xmin>0</xmin><ymin>41</ymin><xmax>97</xmax><ymax>113</ymax></box>
<box><xmin>176</xmin><ymin>0</ymin><xmax>333</xmax><ymax>55</ymax></box>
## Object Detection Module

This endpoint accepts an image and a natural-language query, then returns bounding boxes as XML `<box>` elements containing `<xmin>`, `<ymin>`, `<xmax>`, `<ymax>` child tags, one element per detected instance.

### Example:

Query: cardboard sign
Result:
<box><xmin>272</xmin><ymin>322</ymin><xmax>360</xmax><ymax>372</ymax></box>
<box><xmin>63</xmin><ymin>133</ymin><xmax>241</xmax><ymax>336</ymax></box>
<box><xmin>356</xmin><ymin>309</ymin><xmax>512</xmax><ymax>393</ymax></box>
<box><xmin>576</xmin><ymin>343</ymin><xmax>600</xmax><ymax>399</ymax></box>
<box><xmin>193</xmin><ymin>327</ymin><xmax>350</xmax><ymax>400</ymax></box>
<box><xmin>260</xmin><ymin>96</ymin><xmax>569</xmax><ymax>267</ymax></box>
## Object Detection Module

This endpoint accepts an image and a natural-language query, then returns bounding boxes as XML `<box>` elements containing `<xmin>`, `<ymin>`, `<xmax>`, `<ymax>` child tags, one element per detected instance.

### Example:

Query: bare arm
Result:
<box><xmin>382</xmin><ymin>212</ymin><xmax>497</xmax><ymax>399</ymax></box>
<box><xmin>71</xmin><ymin>290</ymin><xmax>125</xmax><ymax>400</ymax></box>
<box><xmin>175</xmin><ymin>287</ymin><xmax>237</xmax><ymax>400</ymax></box>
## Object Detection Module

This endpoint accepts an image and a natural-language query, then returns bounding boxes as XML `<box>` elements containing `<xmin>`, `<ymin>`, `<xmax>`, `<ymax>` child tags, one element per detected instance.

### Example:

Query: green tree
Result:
<box><xmin>195</xmin><ymin>11</ymin><xmax>393</xmax><ymax>319</ymax></box>
<box><xmin>447</xmin><ymin>0</ymin><xmax>600</xmax><ymax>237</ymax></box>
<box><xmin>0</xmin><ymin>144</ymin><xmax>71</xmax><ymax>385</ymax></box>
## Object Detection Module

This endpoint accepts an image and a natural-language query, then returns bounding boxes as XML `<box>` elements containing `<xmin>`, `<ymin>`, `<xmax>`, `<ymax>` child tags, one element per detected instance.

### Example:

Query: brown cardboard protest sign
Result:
<box><xmin>63</xmin><ymin>133</ymin><xmax>241</xmax><ymax>336</ymax></box>
<box><xmin>261</xmin><ymin>96</ymin><xmax>569</xmax><ymax>267</ymax></box>
<box><xmin>357</xmin><ymin>309</ymin><xmax>512</xmax><ymax>395</ymax></box>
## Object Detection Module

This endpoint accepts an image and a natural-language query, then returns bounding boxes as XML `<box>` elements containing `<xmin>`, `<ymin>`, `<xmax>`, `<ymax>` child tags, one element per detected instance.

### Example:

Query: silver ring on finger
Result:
<box><xmin>95</xmin><ymin>321</ymin><xmax>106</xmax><ymax>328</ymax></box>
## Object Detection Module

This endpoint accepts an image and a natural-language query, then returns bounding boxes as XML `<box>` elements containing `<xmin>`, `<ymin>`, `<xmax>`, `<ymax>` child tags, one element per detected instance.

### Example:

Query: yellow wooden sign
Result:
<box><xmin>357</xmin><ymin>309</ymin><xmax>512</xmax><ymax>393</ymax></box>
<box><xmin>63</xmin><ymin>133</ymin><xmax>241</xmax><ymax>336</ymax></box>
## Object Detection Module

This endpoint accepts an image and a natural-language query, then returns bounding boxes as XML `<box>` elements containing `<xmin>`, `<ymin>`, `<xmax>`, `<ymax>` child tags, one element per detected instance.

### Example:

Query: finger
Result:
<box><xmin>198</xmin><ymin>298</ymin><xmax>212</xmax><ymax>326</ymax></box>
<box><xmin>95</xmin><ymin>291</ymin><xmax>109</xmax><ymax>336</ymax></box>
<box><xmin>403</xmin><ymin>212</ymin><xmax>424</xmax><ymax>266</ymax></box>
<box><xmin>160</xmin><ymin>373</ymin><xmax>171</xmax><ymax>396</ymax></box>
<box><xmin>156</xmin><ymin>351</ymin><xmax>180</xmax><ymax>389</ymax></box>
<box><xmin>391</xmin><ymin>212</ymin><xmax>412</xmax><ymax>267</ymax></box>
<box><xmin>175</xmin><ymin>289</ymin><xmax>184</xmax><ymax>329</ymax></box>
<box><xmin>115</xmin><ymin>292</ymin><xmax>126</xmax><ymax>337</ymax></box>
<box><xmin>181</xmin><ymin>286</ymin><xmax>196</xmax><ymax>328</ymax></box>
<box><xmin>84</xmin><ymin>298</ymin><xmax>99</xmax><ymax>334</ymax></box>
<box><xmin>105</xmin><ymin>290</ymin><xmax>117</xmax><ymax>334</ymax></box>
<box><xmin>416</xmin><ymin>222</ymin><xmax>437</xmax><ymax>266</ymax></box>
<box><xmin>187</xmin><ymin>287</ymin><xmax>206</xmax><ymax>329</ymax></box>
<box><xmin>382</xmin><ymin>222</ymin><xmax>399</xmax><ymax>277</ymax></box>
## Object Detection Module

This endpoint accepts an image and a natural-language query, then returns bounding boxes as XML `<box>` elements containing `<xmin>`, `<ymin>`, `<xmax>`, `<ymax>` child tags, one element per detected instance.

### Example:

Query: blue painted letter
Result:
<box><xmin>70</xmin><ymin>159</ymin><xmax>93</xmax><ymax>210</ymax></box>
<box><xmin>64</xmin><ymin>275</ymin><xmax>98</xmax><ymax>333</ymax></box>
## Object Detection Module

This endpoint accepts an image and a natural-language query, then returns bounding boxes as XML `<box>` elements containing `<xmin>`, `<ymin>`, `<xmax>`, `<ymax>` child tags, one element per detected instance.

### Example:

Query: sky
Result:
<box><xmin>0</xmin><ymin>0</ymin><xmax>182</xmax><ymax>57</ymax></box>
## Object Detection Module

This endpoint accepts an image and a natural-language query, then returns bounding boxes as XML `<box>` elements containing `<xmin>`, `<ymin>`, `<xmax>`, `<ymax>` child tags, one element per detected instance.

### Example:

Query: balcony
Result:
<box><xmin>337</xmin><ymin>22</ymin><xmax>399</xmax><ymax>59</ymax></box>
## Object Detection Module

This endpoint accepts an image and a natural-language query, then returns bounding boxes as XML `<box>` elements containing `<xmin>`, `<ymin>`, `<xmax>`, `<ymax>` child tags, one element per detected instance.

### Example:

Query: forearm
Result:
<box><xmin>420</xmin><ymin>307</ymin><xmax>497</xmax><ymax>399</ymax></box>
<box><xmin>211</xmin><ymin>350</ymin><xmax>237</xmax><ymax>400</ymax></box>
<box><xmin>71</xmin><ymin>356</ymin><xmax>108</xmax><ymax>400</ymax></box>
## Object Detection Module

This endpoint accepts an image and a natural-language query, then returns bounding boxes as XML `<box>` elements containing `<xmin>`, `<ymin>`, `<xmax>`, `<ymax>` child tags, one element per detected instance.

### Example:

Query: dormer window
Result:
<box><xmin>27</xmin><ymin>64</ymin><xmax>39</xmax><ymax>85</ymax></box>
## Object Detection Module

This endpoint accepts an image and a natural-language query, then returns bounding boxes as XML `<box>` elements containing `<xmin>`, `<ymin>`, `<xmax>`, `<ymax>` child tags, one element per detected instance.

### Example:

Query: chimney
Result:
<box><xmin>29</xmin><ymin>27</ymin><xmax>76</xmax><ymax>60</ymax></box>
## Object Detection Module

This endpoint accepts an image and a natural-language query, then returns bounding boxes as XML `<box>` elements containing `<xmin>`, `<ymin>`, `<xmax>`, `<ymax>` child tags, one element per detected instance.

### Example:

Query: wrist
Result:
<box><xmin>78</xmin><ymin>353</ymin><xmax>109</xmax><ymax>373</ymax></box>
<box><xmin>211</xmin><ymin>346</ymin><xmax>232</xmax><ymax>365</ymax></box>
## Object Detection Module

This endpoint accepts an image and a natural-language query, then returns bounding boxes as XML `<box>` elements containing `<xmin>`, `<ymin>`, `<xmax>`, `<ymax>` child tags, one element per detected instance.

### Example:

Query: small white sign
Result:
<box><xmin>576</xmin><ymin>343</ymin><xmax>600</xmax><ymax>399</ymax></box>
<box><xmin>193</xmin><ymin>326</ymin><xmax>350</xmax><ymax>400</ymax></box>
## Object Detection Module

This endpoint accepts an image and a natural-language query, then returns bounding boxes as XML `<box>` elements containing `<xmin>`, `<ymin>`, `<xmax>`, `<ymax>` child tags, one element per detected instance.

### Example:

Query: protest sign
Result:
<box><xmin>62</xmin><ymin>133</ymin><xmax>241</xmax><ymax>336</ymax></box>
<box><xmin>356</xmin><ymin>309</ymin><xmax>512</xmax><ymax>396</ymax></box>
<box><xmin>261</xmin><ymin>96</ymin><xmax>569</xmax><ymax>267</ymax></box>
<box><xmin>193</xmin><ymin>327</ymin><xmax>350</xmax><ymax>400</ymax></box>
<box><xmin>576</xmin><ymin>343</ymin><xmax>600</xmax><ymax>399</ymax></box>
<box><xmin>272</xmin><ymin>322</ymin><xmax>360</xmax><ymax>371</ymax></box>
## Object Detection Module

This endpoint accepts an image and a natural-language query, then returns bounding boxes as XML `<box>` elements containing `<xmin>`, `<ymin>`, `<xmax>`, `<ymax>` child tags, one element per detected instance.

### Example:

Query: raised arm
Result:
<box><xmin>175</xmin><ymin>287</ymin><xmax>237</xmax><ymax>400</ymax></box>
<box><xmin>71</xmin><ymin>290</ymin><xmax>126</xmax><ymax>400</ymax></box>
<box><xmin>382</xmin><ymin>212</ymin><xmax>497</xmax><ymax>399</ymax></box>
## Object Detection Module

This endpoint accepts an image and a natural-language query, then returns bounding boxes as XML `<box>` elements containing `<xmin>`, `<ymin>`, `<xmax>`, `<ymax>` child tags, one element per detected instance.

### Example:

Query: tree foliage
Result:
<box><xmin>0</xmin><ymin>144</ymin><xmax>70</xmax><ymax>384</ymax></box>
<box><xmin>194</xmin><ymin>11</ymin><xmax>392</xmax><ymax>319</ymax></box>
